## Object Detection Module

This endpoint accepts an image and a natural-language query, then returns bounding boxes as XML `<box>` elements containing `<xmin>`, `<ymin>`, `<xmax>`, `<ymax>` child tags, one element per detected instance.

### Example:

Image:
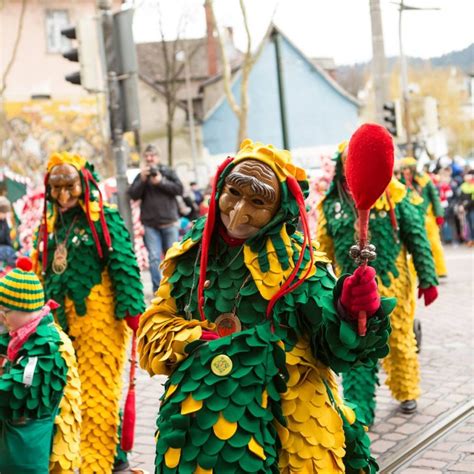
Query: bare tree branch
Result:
<box><xmin>1</xmin><ymin>0</ymin><xmax>28</xmax><ymax>96</ymax></box>
<box><xmin>207</xmin><ymin>0</ymin><xmax>241</xmax><ymax>118</ymax></box>
<box><xmin>207</xmin><ymin>0</ymin><xmax>279</xmax><ymax>145</ymax></box>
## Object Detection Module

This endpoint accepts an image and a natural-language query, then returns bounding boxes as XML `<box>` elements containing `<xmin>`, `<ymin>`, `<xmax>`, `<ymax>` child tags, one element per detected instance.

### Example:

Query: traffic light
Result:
<box><xmin>383</xmin><ymin>101</ymin><xmax>398</xmax><ymax>136</ymax></box>
<box><xmin>61</xmin><ymin>26</ymin><xmax>81</xmax><ymax>85</ymax></box>
<box><xmin>60</xmin><ymin>18</ymin><xmax>105</xmax><ymax>92</ymax></box>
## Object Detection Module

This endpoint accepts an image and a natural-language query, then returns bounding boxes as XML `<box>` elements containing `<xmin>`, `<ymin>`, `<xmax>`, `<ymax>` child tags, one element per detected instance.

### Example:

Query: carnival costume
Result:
<box><xmin>317</xmin><ymin>146</ymin><xmax>438</xmax><ymax>424</ymax></box>
<box><xmin>400</xmin><ymin>157</ymin><xmax>447</xmax><ymax>277</ymax></box>
<box><xmin>35</xmin><ymin>152</ymin><xmax>145</xmax><ymax>473</ymax></box>
<box><xmin>0</xmin><ymin>257</ymin><xmax>81</xmax><ymax>473</ymax></box>
<box><xmin>138</xmin><ymin>139</ymin><xmax>395</xmax><ymax>473</ymax></box>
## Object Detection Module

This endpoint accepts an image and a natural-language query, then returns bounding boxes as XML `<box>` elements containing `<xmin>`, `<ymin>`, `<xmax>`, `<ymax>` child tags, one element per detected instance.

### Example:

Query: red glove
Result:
<box><xmin>418</xmin><ymin>286</ymin><xmax>438</xmax><ymax>306</ymax></box>
<box><xmin>436</xmin><ymin>216</ymin><xmax>444</xmax><ymax>226</ymax></box>
<box><xmin>125</xmin><ymin>314</ymin><xmax>141</xmax><ymax>334</ymax></box>
<box><xmin>200</xmin><ymin>329</ymin><xmax>220</xmax><ymax>341</ymax></box>
<box><xmin>340</xmin><ymin>266</ymin><xmax>381</xmax><ymax>320</ymax></box>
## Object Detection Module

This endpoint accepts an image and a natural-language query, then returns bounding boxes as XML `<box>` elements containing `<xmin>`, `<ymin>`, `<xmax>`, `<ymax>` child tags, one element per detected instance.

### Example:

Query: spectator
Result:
<box><xmin>460</xmin><ymin>170</ymin><xmax>474</xmax><ymax>246</ymax></box>
<box><xmin>128</xmin><ymin>145</ymin><xmax>183</xmax><ymax>292</ymax></box>
<box><xmin>0</xmin><ymin>197</ymin><xmax>16</xmax><ymax>268</ymax></box>
<box><xmin>190</xmin><ymin>181</ymin><xmax>203</xmax><ymax>206</ymax></box>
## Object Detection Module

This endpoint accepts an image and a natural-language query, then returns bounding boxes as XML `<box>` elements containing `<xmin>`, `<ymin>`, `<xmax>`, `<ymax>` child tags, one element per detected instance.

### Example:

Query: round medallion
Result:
<box><xmin>215</xmin><ymin>313</ymin><xmax>241</xmax><ymax>337</ymax></box>
<box><xmin>52</xmin><ymin>243</ymin><xmax>68</xmax><ymax>275</ymax></box>
<box><xmin>379</xmin><ymin>210</ymin><xmax>387</xmax><ymax>218</ymax></box>
<box><xmin>211</xmin><ymin>354</ymin><xmax>233</xmax><ymax>376</ymax></box>
<box><xmin>204</xmin><ymin>279</ymin><xmax>211</xmax><ymax>288</ymax></box>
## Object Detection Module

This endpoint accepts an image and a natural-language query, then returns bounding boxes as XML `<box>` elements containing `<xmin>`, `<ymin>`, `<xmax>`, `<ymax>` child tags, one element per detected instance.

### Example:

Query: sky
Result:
<box><xmin>128</xmin><ymin>0</ymin><xmax>474</xmax><ymax>65</ymax></box>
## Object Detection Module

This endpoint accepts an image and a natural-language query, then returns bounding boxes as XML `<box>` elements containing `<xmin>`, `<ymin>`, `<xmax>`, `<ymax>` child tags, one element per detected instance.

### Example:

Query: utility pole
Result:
<box><xmin>271</xmin><ymin>29</ymin><xmax>289</xmax><ymax>150</ymax></box>
<box><xmin>396</xmin><ymin>0</ymin><xmax>440</xmax><ymax>156</ymax></box>
<box><xmin>398</xmin><ymin>1</ymin><xmax>412</xmax><ymax>155</ymax></box>
<box><xmin>369</xmin><ymin>0</ymin><xmax>389</xmax><ymax>125</ymax></box>
<box><xmin>97</xmin><ymin>0</ymin><xmax>134</xmax><ymax>235</ymax></box>
<box><xmin>177</xmin><ymin>49</ymin><xmax>199</xmax><ymax>182</ymax></box>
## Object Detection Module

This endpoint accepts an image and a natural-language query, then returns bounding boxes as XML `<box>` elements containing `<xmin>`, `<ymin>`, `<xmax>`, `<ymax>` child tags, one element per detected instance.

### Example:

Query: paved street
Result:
<box><xmin>128</xmin><ymin>245</ymin><xmax>474</xmax><ymax>473</ymax></box>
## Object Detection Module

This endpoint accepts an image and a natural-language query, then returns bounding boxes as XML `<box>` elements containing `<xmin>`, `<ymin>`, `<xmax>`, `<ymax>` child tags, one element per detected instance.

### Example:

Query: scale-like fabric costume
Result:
<box><xmin>317</xmin><ymin>152</ymin><xmax>438</xmax><ymax>425</ymax></box>
<box><xmin>35</xmin><ymin>154</ymin><xmax>145</xmax><ymax>472</ymax></box>
<box><xmin>49</xmin><ymin>323</ymin><xmax>82</xmax><ymax>473</ymax></box>
<box><xmin>401</xmin><ymin>170</ymin><xmax>447</xmax><ymax>277</ymax></box>
<box><xmin>0</xmin><ymin>313</ymin><xmax>74</xmax><ymax>473</ymax></box>
<box><xmin>138</xmin><ymin>140</ymin><xmax>394</xmax><ymax>473</ymax></box>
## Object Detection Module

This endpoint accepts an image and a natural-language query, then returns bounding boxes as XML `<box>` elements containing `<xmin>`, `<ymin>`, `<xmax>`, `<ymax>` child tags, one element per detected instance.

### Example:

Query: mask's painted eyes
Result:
<box><xmin>252</xmin><ymin>198</ymin><xmax>265</xmax><ymax>206</ymax></box>
<box><xmin>229</xmin><ymin>187</ymin><xmax>240</xmax><ymax>197</ymax></box>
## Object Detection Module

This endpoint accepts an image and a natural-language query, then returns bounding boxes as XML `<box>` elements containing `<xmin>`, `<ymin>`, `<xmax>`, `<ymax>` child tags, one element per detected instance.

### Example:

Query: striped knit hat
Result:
<box><xmin>0</xmin><ymin>257</ymin><xmax>45</xmax><ymax>312</ymax></box>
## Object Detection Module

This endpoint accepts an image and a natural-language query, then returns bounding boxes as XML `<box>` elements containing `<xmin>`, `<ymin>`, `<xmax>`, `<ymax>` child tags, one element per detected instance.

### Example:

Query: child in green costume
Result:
<box><xmin>0</xmin><ymin>257</ymin><xmax>69</xmax><ymax>473</ymax></box>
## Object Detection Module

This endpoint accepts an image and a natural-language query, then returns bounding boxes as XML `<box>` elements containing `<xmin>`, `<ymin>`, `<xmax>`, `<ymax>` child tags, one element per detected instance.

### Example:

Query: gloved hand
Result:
<box><xmin>340</xmin><ymin>266</ymin><xmax>381</xmax><ymax>320</ymax></box>
<box><xmin>125</xmin><ymin>314</ymin><xmax>141</xmax><ymax>334</ymax></box>
<box><xmin>436</xmin><ymin>216</ymin><xmax>444</xmax><ymax>226</ymax></box>
<box><xmin>418</xmin><ymin>286</ymin><xmax>438</xmax><ymax>306</ymax></box>
<box><xmin>200</xmin><ymin>329</ymin><xmax>220</xmax><ymax>341</ymax></box>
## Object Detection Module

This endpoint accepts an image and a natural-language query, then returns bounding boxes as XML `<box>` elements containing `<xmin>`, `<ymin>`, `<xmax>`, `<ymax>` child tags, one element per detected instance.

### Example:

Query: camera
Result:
<box><xmin>149</xmin><ymin>166</ymin><xmax>158</xmax><ymax>177</ymax></box>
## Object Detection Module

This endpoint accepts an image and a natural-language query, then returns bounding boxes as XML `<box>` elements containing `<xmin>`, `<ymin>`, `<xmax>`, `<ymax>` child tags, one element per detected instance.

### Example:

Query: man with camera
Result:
<box><xmin>129</xmin><ymin>144</ymin><xmax>183</xmax><ymax>292</ymax></box>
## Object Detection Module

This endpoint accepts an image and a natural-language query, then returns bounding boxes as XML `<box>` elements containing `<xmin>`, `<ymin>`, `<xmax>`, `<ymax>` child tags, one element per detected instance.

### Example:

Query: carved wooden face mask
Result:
<box><xmin>49</xmin><ymin>164</ymin><xmax>82</xmax><ymax>211</ymax></box>
<box><xmin>219</xmin><ymin>160</ymin><xmax>281</xmax><ymax>239</ymax></box>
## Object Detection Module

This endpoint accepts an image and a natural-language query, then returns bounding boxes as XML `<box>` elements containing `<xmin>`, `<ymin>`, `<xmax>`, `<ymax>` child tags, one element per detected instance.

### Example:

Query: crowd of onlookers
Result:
<box><xmin>1</xmin><ymin>146</ymin><xmax>473</xmax><ymax>284</ymax></box>
<box><xmin>429</xmin><ymin>161</ymin><xmax>474</xmax><ymax>246</ymax></box>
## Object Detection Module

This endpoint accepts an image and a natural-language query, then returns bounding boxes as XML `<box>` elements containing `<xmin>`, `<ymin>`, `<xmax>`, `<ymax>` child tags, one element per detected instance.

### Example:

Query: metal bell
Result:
<box><xmin>349</xmin><ymin>245</ymin><xmax>360</xmax><ymax>259</ymax></box>
<box><xmin>360</xmin><ymin>248</ymin><xmax>372</xmax><ymax>260</ymax></box>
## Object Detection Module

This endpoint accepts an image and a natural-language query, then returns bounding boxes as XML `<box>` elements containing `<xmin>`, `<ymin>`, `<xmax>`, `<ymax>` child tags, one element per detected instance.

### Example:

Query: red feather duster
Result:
<box><xmin>346</xmin><ymin>123</ymin><xmax>394</xmax><ymax>335</ymax></box>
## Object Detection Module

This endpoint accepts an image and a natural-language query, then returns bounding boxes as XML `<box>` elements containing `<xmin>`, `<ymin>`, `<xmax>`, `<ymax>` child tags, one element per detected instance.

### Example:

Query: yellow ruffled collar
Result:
<box><xmin>372</xmin><ymin>178</ymin><xmax>406</xmax><ymax>211</ymax></box>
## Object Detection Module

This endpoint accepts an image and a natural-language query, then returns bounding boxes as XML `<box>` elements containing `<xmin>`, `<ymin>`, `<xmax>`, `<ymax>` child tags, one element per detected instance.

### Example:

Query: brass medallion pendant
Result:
<box><xmin>214</xmin><ymin>312</ymin><xmax>242</xmax><ymax>337</ymax></box>
<box><xmin>52</xmin><ymin>242</ymin><xmax>68</xmax><ymax>275</ymax></box>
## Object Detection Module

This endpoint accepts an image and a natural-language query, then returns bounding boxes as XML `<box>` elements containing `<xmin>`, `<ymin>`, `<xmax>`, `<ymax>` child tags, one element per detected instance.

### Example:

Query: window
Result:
<box><xmin>45</xmin><ymin>10</ymin><xmax>70</xmax><ymax>53</ymax></box>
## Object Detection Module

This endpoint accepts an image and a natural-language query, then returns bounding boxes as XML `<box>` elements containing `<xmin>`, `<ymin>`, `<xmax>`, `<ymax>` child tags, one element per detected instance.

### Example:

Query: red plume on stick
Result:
<box><xmin>345</xmin><ymin>123</ymin><xmax>394</xmax><ymax>335</ymax></box>
<box><xmin>121</xmin><ymin>334</ymin><xmax>137</xmax><ymax>452</ymax></box>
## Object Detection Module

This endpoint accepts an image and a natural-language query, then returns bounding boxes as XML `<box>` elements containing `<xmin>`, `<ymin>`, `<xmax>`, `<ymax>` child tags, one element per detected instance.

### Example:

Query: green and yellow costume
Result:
<box><xmin>35</xmin><ymin>152</ymin><xmax>145</xmax><ymax>472</ymax></box>
<box><xmin>317</xmin><ymin>149</ymin><xmax>438</xmax><ymax>425</ymax></box>
<box><xmin>400</xmin><ymin>157</ymin><xmax>447</xmax><ymax>277</ymax></box>
<box><xmin>138</xmin><ymin>140</ymin><xmax>394</xmax><ymax>473</ymax></box>
<box><xmin>0</xmin><ymin>313</ymin><xmax>76</xmax><ymax>473</ymax></box>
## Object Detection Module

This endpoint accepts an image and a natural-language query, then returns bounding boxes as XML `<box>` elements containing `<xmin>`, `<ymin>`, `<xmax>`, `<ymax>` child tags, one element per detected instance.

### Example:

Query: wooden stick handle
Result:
<box><xmin>358</xmin><ymin>310</ymin><xmax>367</xmax><ymax>336</ymax></box>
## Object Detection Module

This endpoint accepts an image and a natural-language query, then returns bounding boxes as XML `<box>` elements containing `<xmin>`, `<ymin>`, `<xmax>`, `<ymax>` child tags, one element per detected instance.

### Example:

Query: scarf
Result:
<box><xmin>7</xmin><ymin>305</ymin><xmax>50</xmax><ymax>362</ymax></box>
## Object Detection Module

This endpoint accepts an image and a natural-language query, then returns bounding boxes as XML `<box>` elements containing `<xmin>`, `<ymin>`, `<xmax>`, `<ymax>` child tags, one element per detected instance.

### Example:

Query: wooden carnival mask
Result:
<box><xmin>219</xmin><ymin>159</ymin><xmax>281</xmax><ymax>240</ymax></box>
<box><xmin>48</xmin><ymin>164</ymin><xmax>83</xmax><ymax>211</ymax></box>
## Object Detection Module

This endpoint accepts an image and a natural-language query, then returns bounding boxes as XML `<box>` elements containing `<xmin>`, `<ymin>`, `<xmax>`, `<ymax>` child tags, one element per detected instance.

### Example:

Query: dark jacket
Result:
<box><xmin>0</xmin><ymin>220</ymin><xmax>12</xmax><ymax>246</ymax></box>
<box><xmin>128</xmin><ymin>165</ymin><xmax>183</xmax><ymax>228</ymax></box>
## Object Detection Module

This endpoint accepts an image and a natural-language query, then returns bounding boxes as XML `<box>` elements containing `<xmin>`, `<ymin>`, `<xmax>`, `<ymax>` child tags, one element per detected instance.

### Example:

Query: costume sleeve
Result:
<box><xmin>427</xmin><ymin>180</ymin><xmax>444</xmax><ymax>217</ymax></box>
<box><xmin>315</xmin><ymin>200</ymin><xmax>336</xmax><ymax>264</ymax></box>
<box><xmin>0</xmin><ymin>323</ymin><xmax>67</xmax><ymax>420</ymax></box>
<box><xmin>398</xmin><ymin>196</ymin><xmax>438</xmax><ymax>288</ymax></box>
<box><xmin>128</xmin><ymin>174</ymin><xmax>147</xmax><ymax>200</ymax></box>
<box><xmin>137</xmin><ymin>257</ymin><xmax>214</xmax><ymax>377</ymax></box>
<box><xmin>105</xmin><ymin>207</ymin><xmax>146</xmax><ymax>319</ymax></box>
<box><xmin>296</xmin><ymin>263</ymin><xmax>393</xmax><ymax>374</ymax></box>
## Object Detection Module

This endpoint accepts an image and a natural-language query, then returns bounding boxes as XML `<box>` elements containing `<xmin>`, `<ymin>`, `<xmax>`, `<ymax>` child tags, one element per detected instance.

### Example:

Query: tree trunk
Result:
<box><xmin>166</xmin><ymin>115</ymin><xmax>174</xmax><ymax>167</ymax></box>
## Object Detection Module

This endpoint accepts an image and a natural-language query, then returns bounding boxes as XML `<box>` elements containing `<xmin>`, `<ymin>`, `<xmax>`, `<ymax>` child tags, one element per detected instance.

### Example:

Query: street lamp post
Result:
<box><xmin>395</xmin><ymin>0</ymin><xmax>440</xmax><ymax>156</ymax></box>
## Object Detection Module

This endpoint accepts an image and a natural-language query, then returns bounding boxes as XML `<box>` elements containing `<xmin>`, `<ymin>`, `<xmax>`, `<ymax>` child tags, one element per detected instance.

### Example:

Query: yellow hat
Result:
<box><xmin>234</xmin><ymin>139</ymin><xmax>307</xmax><ymax>183</ymax></box>
<box><xmin>400</xmin><ymin>156</ymin><xmax>417</xmax><ymax>168</ymax></box>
